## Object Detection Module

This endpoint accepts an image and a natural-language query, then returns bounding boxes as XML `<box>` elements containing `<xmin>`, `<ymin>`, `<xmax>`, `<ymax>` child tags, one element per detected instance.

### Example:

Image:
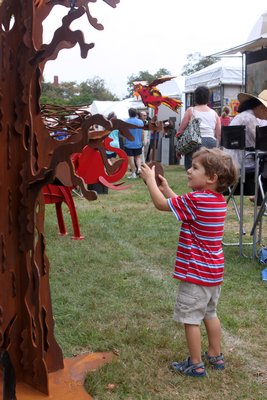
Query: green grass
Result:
<box><xmin>45</xmin><ymin>165</ymin><xmax>267</xmax><ymax>399</ymax></box>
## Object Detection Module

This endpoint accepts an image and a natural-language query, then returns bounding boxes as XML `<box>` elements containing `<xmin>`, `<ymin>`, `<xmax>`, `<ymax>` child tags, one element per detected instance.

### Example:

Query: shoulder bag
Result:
<box><xmin>175</xmin><ymin>108</ymin><xmax>202</xmax><ymax>155</ymax></box>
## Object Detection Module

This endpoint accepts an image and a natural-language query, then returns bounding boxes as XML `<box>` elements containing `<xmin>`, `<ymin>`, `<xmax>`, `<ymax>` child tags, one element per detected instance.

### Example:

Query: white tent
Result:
<box><xmin>247</xmin><ymin>11</ymin><xmax>267</xmax><ymax>42</ymax></box>
<box><xmin>208</xmin><ymin>12</ymin><xmax>267</xmax><ymax>96</ymax></box>
<box><xmin>213</xmin><ymin>11</ymin><xmax>267</xmax><ymax>56</ymax></box>
<box><xmin>90</xmin><ymin>98</ymin><xmax>144</xmax><ymax>120</ymax></box>
<box><xmin>156</xmin><ymin>77</ymin><xmax>182</xmax><ymax>97</ymax></box>
<box><xmin>184</xmin><ymin>58</ymin><xmax>243</xmax><ymax>93</ymax></box>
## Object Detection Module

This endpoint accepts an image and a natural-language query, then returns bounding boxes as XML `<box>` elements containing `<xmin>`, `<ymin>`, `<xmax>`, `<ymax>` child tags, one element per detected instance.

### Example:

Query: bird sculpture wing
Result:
<box><xmin>147</xmin><ymin>76</ymin><xmax>177</xmax><ymax>89</ymax></box>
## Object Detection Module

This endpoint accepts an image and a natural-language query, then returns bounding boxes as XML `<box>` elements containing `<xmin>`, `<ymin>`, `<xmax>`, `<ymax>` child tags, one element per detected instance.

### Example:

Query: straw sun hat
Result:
<box><xmin>238</xmin><ymin>90</ymin><xmax>267</xmax><ymax>108</ymax></box>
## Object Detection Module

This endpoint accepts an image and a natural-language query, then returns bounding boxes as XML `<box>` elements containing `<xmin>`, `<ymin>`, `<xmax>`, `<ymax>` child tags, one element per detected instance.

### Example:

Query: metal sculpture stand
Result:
<box><xmin>0</xmin><ymin>0</ymin><xmax>128</xmax><ymax>398</ymax></box>
<box><xmin>251</xmin><ymin>126</ymin><xmax>267</xmax><ymax>258</ymax></box>
<box><xmin>0</xmin><ymin>352</ymin><xmax>115</xmax><ymax>399</ymax></box>
<box><xmin>221</xmin><ymin>125</ymin><xmax>253</xmax><ymax>256</ymax></box>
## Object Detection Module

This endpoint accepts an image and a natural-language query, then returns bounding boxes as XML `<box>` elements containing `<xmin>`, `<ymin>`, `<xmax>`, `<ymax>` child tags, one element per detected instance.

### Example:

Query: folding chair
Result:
<box><xmin>221</xmin><ymin>125</ymin><xmax>254</xmax><ymax>256</ymax></box>
<box><xmin>250</xmin><ymin>126</ymin><xmax>267</xmax><ymax>258</ymax></box>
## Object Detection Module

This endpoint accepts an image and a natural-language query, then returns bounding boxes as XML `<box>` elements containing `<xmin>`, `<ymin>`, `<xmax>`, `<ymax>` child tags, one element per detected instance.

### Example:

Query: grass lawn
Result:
<box><xmin>45</xmin><ymin>165</ymin><xmax>267</xmax><ymax>400</ymax></box>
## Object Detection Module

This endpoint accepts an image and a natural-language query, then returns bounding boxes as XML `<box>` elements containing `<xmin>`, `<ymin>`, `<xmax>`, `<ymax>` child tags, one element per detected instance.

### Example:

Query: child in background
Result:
<box><xmin>140</xmin><ymin>148</ymin><xmax>238</xmax><ymax>377</ymax></box>
<box><xmin>106</xmin><ymin>112</ymin><xmax>120</xmax><ymax>164</ymax></box>
<box><xmin>220</xmin><ymin>106</ymin><xmax>232</xmax><ymax>126</ymax></box>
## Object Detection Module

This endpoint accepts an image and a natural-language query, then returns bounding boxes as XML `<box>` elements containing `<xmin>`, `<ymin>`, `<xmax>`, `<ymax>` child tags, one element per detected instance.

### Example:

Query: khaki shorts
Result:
<box><xmin>173</xmin><ymin>281</ymin><xmax>221</xmax><ymax>325</ymax></box>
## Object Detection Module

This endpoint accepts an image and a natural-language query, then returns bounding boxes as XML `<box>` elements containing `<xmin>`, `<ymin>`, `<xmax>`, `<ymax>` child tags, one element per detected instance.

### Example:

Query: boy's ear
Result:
<box><xmin>207</xmin><ymin>173</ymin><xmax>218</xmax><ymax>184</ymax></box>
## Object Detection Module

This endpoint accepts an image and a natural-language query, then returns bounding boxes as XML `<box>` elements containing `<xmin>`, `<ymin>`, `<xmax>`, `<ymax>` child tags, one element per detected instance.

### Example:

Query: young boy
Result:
<box><xmin>140</xmin><ymin>147</ymin><xmax>238</xmax><ymax>377</ymax></box>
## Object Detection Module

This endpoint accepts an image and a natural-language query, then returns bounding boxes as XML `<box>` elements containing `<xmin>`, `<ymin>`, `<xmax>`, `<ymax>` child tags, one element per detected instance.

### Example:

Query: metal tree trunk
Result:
<box><xmin>0</xmin><ymin>0</ymin><xmax>121</xmax><ymax>394</ymax></box>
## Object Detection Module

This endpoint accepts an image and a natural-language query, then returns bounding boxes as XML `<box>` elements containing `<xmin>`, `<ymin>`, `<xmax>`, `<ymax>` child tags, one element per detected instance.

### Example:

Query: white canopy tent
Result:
<box><xmin>213</xmin><ymin>11</ymin><xmax>267</xmax><ymax>56</ymax></box>
<box><xmin>210</xmin><ymin>11</ymin><xmax>267</xmax><ymax>95</ymax></box>
<box><xmin>184</xmin><ymin>58</ymin><xmax>243</xmax><ymax>93</ymax></box>
<box><xmin>155</xmin><ymin>77</ymin><xmax>182</xmax><ymax>97</ymax></box>
<box><xmin>90</xmin><ymin>98</ymin><xmax>143</xmax><ymax>120</ymax></box>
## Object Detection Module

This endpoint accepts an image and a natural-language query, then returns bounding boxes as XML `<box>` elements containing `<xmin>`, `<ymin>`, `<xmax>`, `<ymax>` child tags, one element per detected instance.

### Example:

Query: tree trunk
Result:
<box><xmin>0</xmin><ymin>0</ymin><xmax>122</xmax><ymax>394</ymax></box>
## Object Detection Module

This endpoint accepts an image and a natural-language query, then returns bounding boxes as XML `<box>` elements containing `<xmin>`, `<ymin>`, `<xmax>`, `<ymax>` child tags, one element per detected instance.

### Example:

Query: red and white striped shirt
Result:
<box><xmin>167</xmin><ymin>190</ymin><xmax>226</xmax><ymax>286</ymax></box>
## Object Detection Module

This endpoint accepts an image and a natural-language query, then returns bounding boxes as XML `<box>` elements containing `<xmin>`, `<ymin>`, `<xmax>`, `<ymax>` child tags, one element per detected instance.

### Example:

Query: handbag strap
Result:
<box><xmin>189</xmin><ymin>107</ymin><xmax>195</xmax><ymax>121</ymax></box>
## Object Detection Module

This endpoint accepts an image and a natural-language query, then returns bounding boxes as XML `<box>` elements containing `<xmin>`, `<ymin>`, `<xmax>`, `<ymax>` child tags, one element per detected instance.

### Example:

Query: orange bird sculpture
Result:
<box><xmin>134</xmin><ymin>76</ymin><xmax>183</xmax><ymax>116</ymax></box>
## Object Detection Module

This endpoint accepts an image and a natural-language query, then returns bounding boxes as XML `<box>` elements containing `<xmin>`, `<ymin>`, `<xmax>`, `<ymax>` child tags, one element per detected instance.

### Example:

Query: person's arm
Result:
<box><xmin>140</xmin><ymin>164</ymin><xmax>172</xmax><ymax>211</ymax></box>
<box><xmin>142</xmin><ymin>129</ymin><xmax>145</xmax><ymax>146</ymax></box>
<box><xmin>176</xmin><ymin>108</ymin><xmax>192</xmax><ymax>137</ymax></box>
<box><xmin>215</xmin><ymin>114</ymin><xmax>221</xmax><ymax>145</ymax></box>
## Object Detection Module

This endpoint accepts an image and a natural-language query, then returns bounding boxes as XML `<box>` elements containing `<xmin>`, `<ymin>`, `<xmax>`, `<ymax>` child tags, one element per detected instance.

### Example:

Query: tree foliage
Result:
<box><xmin>181</xmin><ymin>53</ymin><xmax>219</xmax><ymax>76</ymax></box>
<box><xmin>41</xmin><ymin>77</ymin><xmax>119</xmax><ymax>105</ymax></box>
<box><xmin>126</xmin><ymin>68</ymin><xmax>171</xmax><ymax>97</ymax></box>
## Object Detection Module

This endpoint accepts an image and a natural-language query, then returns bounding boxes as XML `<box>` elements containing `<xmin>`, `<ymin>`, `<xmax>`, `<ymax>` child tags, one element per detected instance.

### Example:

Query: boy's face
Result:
<box><xmin>187</xmin><ymin>158</ymin><xmax>214</xmax><ymax>191</ymax></box>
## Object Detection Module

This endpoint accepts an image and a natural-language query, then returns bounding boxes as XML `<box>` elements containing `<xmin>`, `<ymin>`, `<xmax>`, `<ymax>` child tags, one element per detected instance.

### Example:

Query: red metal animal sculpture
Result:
<box><xmin>42</xmin><ymin>107</ymin><xmax>134</xmax><ymax>241</ymax></box>
<box><xmin>74</xmin><ymin>118</ymin><xmax>132</xmax><ymax>190</ymax></box>
<box><xmin>134</xmin><ymin>76</ymin><xmax>183</xmax><ymax>116</ymax></box>
<box><xmin>41</xmin><ymin>105</ymin><xmax>133</xmax><ymax>192</ymax></box>
<box><xmin>43</xmin><ymin>133</ymin><xmax>131</xmax><ymax>242</ymax></box>
<box><xmin>74</xmin><ymin>138</ymin><xmax>130</xmax><ymax>189</ymax></box>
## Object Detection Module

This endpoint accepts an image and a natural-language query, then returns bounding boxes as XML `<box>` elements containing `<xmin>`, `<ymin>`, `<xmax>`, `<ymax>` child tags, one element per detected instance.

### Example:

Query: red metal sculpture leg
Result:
<box><xmin>58</xmin><ymin>186</ymin><xmax>84</xmax><ymax>240</ymax></box>
<box><xmin>55</xmin><ymin>202</ymin><xmax>67</xmax><ymax>236</ymax></box>
<box><xmin>43</xmin><ymin>185</ymin><xmax>84</xmax><ymax>240</ymax></box>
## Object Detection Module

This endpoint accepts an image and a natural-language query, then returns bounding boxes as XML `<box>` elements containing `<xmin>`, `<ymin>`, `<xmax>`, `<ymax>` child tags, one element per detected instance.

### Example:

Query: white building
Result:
<box><xmin>184</xmin><ymin>57</ymin><xmax>243</xmax><ymax>116</ymax></box>
<box><xmin>213</xmin><ymin>11</ymin><xmax>267</xmax><ymax>96</ymax></box>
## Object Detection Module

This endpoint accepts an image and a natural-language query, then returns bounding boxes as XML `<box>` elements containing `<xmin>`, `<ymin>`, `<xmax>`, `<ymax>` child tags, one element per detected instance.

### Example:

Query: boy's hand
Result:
<box><xmin>157</xmin><ymin>174</ymin><xmax>169</xmax><ymax>193</ymax></box>
<box><xmin>141</xmin><ymin>162</ymin><xmax>165</xmax><ymax>187</ymax></box>
<box><xmin>140</xmin><ymin>164</ymin><xmax>171</xmax><ymax>211</ymax></box>
<box><xmin>140</xmin><ymin>163</ymin><xmax>155</xmax><ymax>183</ymax></box>
<box><xmin>147</xmin><ymin>161</ymin><xmax>164</xmax><ymax>186</ymax></box>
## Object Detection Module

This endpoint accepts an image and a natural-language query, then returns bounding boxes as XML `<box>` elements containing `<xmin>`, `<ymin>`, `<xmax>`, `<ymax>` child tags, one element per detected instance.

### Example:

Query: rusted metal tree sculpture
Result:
<box><xmin>0</xmin><ymin>0</ymin><xmax>129</xmax><ymax>397</ymax></box>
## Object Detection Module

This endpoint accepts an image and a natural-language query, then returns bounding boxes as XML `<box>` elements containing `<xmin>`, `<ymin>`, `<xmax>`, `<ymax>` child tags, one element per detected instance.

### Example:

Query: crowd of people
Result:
<box><xmin>107</xmin><ymin>86</ymin><xmax>267</xmax><ymax>191</ymax></box>
<box><xmin>105</xmin><ymin>86</ymin><xmax>267</xmax><ymax>207</ymax></box>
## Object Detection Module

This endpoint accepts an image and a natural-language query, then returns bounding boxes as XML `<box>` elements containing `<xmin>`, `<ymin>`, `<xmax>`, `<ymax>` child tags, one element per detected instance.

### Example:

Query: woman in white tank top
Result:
<box><xmin>176</xmin><ymin>86</ymin><xmax>221</xmax><ymax>170</ymax></box>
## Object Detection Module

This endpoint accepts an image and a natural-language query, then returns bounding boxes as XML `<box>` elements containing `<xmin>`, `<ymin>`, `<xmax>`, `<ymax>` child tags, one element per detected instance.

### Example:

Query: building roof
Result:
<box><xmin>184</xmin><ymin>58</ymin><xmax>243</xmax><ymax>93</ymax></box>
<box><xmin>212</xmin><ymin>11</ymin><xmax>267</xmax><ymax>56</ymax></box>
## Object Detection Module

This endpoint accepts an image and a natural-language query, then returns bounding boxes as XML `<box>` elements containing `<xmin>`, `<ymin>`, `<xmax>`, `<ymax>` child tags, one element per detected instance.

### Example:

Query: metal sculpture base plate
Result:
<box><xmin>0</xmin><ymin>352</ymin><xmax>115</xmax><ymax>399</ymax></box>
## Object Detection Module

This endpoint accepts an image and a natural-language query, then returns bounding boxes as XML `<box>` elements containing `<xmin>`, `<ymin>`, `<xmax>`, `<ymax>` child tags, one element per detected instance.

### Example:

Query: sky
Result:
<box><xmin>42</xmin><ymin>0</ymin><xmax>267</xmax><ymax>99</ymax></box>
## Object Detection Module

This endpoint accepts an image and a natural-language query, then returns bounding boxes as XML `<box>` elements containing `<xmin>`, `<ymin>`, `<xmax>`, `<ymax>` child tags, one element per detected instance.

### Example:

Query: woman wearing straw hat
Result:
<box><xmin>226</xmin><ymin>90</ymin><xmax>267</xmax><ymax>167</ymax></box>
<box><xmin>227</xmin><ymin>90</ymin><xmax>267</xmax><ymax>199</ymax></box>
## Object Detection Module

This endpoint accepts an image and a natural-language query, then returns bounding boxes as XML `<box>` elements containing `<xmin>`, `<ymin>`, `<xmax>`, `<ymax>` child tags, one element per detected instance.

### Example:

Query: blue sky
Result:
<box><xmin>42</xmin><ymin>0</ymin><xmax>267</xmax><ymax>98</ymax></box>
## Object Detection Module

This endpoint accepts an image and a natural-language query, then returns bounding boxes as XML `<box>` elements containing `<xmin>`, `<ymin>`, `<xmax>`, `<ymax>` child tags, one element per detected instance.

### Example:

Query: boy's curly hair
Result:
<box><xmin>192</xmin><ymin>147</ymin><xmax>239</xmax><ymax>193</ymax></box>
